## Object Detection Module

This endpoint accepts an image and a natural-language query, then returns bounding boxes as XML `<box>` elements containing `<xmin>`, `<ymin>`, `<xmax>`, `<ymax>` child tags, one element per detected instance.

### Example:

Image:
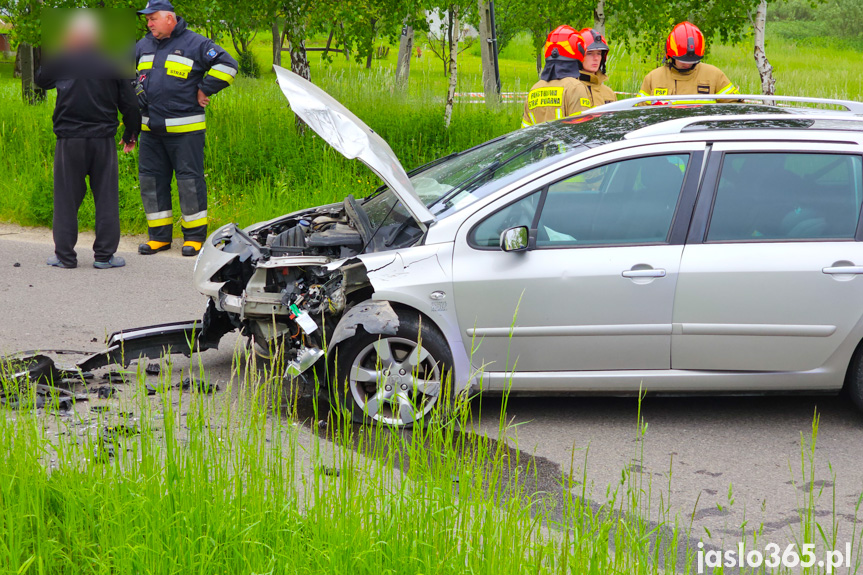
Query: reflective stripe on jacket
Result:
<box><xmin>135</xmin><ymin>17</ymin><xmax>237</xmax><ymax>135</ymax></box>
<box><xmin>638</xmin><ymin>63</ymin><xmax>739</xmax><ymax>104</ymax></box>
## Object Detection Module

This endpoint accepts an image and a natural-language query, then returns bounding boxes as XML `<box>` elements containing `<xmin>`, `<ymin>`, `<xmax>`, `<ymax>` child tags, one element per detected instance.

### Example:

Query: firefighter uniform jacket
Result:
<box><xmin>135</xmin><ymin>17</ymin><xmax>238</xmax><ymax>135</ymax></box>
<box><xmin>522</xmin><ymin>72</ymin><xmax>616</xmax><ymax>128</ymax></box>
<box><xmin>638</xmin><ymin>63</ymin><xmax>738</xmax><ymax>103</ymax></box>
<box><xmin>577</xmin><ymin>71</ymin><xmax>617</xmax><ymax>109</ymax></box>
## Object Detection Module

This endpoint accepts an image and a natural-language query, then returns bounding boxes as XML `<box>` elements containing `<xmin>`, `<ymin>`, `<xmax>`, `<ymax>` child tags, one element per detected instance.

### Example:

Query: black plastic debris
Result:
<box><xmin>102</xmin><ymin>424</ymin><xmax>138</xmax><ymax>440</ymax></box>
<box><xmin>55</xmin><ymin>396</ymin><xmax>74</xmax><ymax>411</ymax></box>
<box><xmin>96</xmin><ymin>386</ymin><xmax>117</xmax><ymax>399</ymax></box>
<box><xmin>0</xmin><ymin>396</ymin><xmax>45</xmax><ymax>410</ymax></box>
<box><xmin>90</xmin><ymin>405</ymin><xmax>110</xmax><ymax>413</ymax></box>
<box><xmin>13</xmin><ymin>262</ymin><xmax>20</xmax><ymax>267</ymax></box>
<box><xmin>319</xmin><ymin>465</ymin><xmax>340</xmax><ymax>477</ymax></box>
<box><xmin>179</xmin><ymin>377</ymin><xmax>218</xmax><ymax>394</ymax></box>
<box><xmin>103</xmin><ymin>371</ymin><xmax>128</xmax><ymax>384</ymax></box>
<box><xmin>145</xmin><ymin>362</ymin><xmax>161</xmax><ymax>376</ymax></box>
<box><xmin>145</xmin><ymin>382</ymin><xmax>158</xmax><ymax>396</ymax></box>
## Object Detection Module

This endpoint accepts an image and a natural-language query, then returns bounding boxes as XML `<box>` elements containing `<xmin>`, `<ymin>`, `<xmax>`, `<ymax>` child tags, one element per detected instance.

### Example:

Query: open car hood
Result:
<box><xmin>274</xmin><ymin>65</ymin><xmax>435</xmax><ymax>229</ymax></box>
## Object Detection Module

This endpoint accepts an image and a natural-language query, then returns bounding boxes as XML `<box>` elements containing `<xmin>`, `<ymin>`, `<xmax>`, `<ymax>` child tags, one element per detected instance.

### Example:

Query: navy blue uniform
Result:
<box><xmin>135</xmin><ymin>17</ymin><xmax>237</xmax><ymax>243</ymax></box>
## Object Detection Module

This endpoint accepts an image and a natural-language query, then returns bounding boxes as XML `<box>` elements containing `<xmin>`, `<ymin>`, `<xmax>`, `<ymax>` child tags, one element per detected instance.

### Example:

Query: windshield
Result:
<box><xmin>411</xmin><ymin>128</ymin><xmax>584</xmax><ymax>218</ymax></box>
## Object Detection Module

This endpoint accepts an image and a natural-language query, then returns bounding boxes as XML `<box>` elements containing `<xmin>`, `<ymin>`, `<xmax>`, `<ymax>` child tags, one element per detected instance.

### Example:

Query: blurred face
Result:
<box><xmin>673</xmin><ymin>58</ymin><xmax>695</xmax><ymax>70</ymax></box>
<box><xmin>582</xmin><ymin>50</ymin><xmax>603</xmax><ymax>73</ymax></box>
<box><xmin>63</xmin><ymin>12</ymin><xmax>101</xmax><ymax>52</ymax></box>
<box><xmin>145</xmin><ymin>11</ymin><xmax>176</xmax><ymax>40</ymax></box>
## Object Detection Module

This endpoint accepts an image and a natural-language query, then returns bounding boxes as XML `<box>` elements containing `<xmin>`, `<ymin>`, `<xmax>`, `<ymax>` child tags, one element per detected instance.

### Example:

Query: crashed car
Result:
<box><xmin>193</xmin><ymin>66</ymin><xmax>863</xmax><ymax>427</ymax></box>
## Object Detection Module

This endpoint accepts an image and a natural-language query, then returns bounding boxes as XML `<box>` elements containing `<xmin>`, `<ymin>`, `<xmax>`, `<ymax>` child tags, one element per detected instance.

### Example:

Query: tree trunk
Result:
<box><xmin>478</xmin><ymin>0</ymin><xmax>499</xmax><ymax>107</ymax></box>
<box><xmin>395</xmin><ymin>23</ymin><xmax>414</xmax><ymax>88</ymax></box>
<box><xmin>365</xmin><ymin>18</ymin><xmax>377</xmax><ymax>69</ymax></box>
<box><xmin>287</xmin><ymin>17</ymin><xmax>310</xmax><ymax>133</ymax></box>
<box><xmin>593</xmin><ymin>0</ymin><xmax>606</xmax><ymax>36</ymax></box>
<box><xmin>272</xmin><ymin>21</ymin><xmax>282</xmax><ymax>67</ymax></box>
<box><xmin>19</xmin><ymin>44</ymin><xmax>44</xmax><ymax>104</ymax></box>
<box><xmin>444</xmin><ymin>6</ymin><xmax>459</xmax><ymax>128</ymax></box>
<box><xmin>753</xmin><ymin>0</ymin><xmax>775</xmax><ymax>99</ymax></box>
<box><xmin>535</xmin><ymin>48</ymin><xmax>541</xmax><ymax>78</ymax></box>
<box><xmin>446</xmin><ymin>6</ymin><xmax>454</xmax><ymax>76</ymax></box>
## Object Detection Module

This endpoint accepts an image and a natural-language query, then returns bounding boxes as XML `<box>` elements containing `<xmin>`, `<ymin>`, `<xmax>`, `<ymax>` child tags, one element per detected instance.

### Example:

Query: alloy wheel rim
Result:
<box><xmin>348</xmin><ymin>336</ymin><xmax>442</xmax><ymax>426</ymax></box>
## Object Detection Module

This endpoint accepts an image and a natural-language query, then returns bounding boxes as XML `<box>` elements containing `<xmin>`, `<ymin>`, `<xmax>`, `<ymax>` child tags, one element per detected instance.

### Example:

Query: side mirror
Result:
<box><xmin>500</xmin><ymin>226</ymin><xmax>529</xmax><ymax>252</ymax></box>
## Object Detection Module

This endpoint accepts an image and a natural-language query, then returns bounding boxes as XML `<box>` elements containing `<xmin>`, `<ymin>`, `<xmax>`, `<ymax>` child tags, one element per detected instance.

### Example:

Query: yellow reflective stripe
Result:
<box><xmin>182</xmin><ymin>210</ymin><xmax>207</xmax><ymax>223</ymax></box>
<box><xmin>521</xmin><ymin>120</ymin><xmax>532</xmax><ymax>128</ymax></box>
<box><xmin>141</xmin><ymin>124</ymin><xmax>151</xmax><ymax>131</ymax></box>
<box><xmin>137</xmin><ymin>54</ymin><xmax>154</xmax><ymax>71</ymax></box>
<box><xmin>164</xmin><ymin>114</ymin><xmax>206</xmax><ymax>133</ymax></box>
<box><xmin>166</xmin><ymin>54</ymin><xmax>194</xmax><ymax>67</ymax></box>
<box><xmin>146</xmin><ymin>210</ymin><xmax>173</xmax><ymax>221</ymax></box>
<box><xmin>147</xmin><ymin>217</ymin><xmax>173</xmax><ymax>227</ymax></box>
<box><xmin>637</xmin><ymin>90</ymin><xmax>649</xmax><ymax>97</ymax></box>
<box><xmin>166</xmin><ymin>122</ymin><xmax>206</xmax><ymax>133</ymax></box>
<box><xmin>180</xmin><ymin>217</ymin><xmax>208</xmax><ymax>228</ymax></box>
<box><xmin>717</xmin><ymin>83</ymin><xmax>739</xmax><ymax>95</ymax></box>
<box><xmin>566</xmin><ymin>111</ymin><xmax>583</xmax><ymax>117</ymax></box>
<box><xmin>529</xmin><ymin>111</ymin><xmax>537</xmax><ymax>124</ymax></box>
<box><xmin>207</xmin><ymin>68</ymin><xmax>235</xmax><ymax>84</ymax></box>
<box><xmin>211</xmin><ymin>64</ymin><xmax>237</xmax><ymax>77</ymax></box>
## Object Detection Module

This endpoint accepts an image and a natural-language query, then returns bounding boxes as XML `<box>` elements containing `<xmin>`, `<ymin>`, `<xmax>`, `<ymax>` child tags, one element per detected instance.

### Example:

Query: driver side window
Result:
<box><xmin>469</xmin><ymin>191</ymin><xmax>541</xmax><ymax>248</ymax></box>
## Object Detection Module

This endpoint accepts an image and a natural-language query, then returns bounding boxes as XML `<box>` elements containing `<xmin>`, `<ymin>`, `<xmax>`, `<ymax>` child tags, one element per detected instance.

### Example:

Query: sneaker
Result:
<box><xmin>138</xmin><ymin>241</ymin><xmax>171</xmax><ymax>255</ymax></box>
<box><xmin>181</xmin><ymin>241</ymin><xmax>202</xmax><ymax>257</ymax></box>
<box><xmin>47</xmin><ymin>255</ymin><xmax>76</xmax><ymax>269</ymax></box>
<box><xmin>93</xmin><ymin>256</ymin><xmax>126</xmax><ymax>269</ymax></box>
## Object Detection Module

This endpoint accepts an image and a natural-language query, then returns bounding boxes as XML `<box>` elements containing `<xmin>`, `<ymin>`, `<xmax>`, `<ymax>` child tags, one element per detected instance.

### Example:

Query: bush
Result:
<box><xmin>237</xmin><ymin>49</ymin><xmax>260</xmax><ymax>78</ymax></box>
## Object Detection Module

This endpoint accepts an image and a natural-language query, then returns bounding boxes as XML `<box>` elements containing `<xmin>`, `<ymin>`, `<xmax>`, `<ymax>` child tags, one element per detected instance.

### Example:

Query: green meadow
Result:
<box><xmin>0</xmin><ymin>30</ymin><xmax>862</xmax><ymax>234</ymax></box>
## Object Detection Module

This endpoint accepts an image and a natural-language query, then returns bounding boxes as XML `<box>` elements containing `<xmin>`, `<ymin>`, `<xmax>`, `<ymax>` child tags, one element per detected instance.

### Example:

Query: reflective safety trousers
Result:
<box><xmin>139</xmin><ymin>132</ymin><xmax>209</xmax><ymax>242</ymax></box>
<box><xmin>638</xmin><ymin>63</ymin><xmax>739</xmax><ymax>103</ymax></box>
<box><xmin>135</xmin><ymin>17</ymin><xmax>237</xmax><ymax>135</ymax></box>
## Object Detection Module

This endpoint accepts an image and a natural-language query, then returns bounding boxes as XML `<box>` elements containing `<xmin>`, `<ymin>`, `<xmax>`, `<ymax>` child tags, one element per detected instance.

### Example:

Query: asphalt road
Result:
<box><xmin>3</xmin><ymin>224</ymin><xmax>863</xmax><ymax>565</ymax></box>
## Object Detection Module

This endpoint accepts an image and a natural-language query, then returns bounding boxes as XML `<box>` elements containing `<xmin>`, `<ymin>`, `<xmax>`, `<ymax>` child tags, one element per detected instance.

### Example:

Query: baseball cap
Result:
<box><xmin>137</xmin><ymin>0</ymin><xmax>174</xmax><ymax>15</ymax></box>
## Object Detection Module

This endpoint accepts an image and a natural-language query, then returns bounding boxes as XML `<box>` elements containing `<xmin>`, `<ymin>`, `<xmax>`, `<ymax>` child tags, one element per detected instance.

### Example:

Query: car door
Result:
<box><xmin>451</xmin><ymin>144</ymin><xmax>705</xmax><ymax>385</ymax></box>
<box><xmin>672</xmin><ymin>142</ymin><xmax>863</xmax><ymax>373</ymax></box>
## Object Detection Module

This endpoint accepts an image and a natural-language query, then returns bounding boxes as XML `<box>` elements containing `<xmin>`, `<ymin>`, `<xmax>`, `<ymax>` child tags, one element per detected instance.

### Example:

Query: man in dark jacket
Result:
<box><xmin>134</xmin><ymin>0</ymin><xmax>237</xmax><ymax>256</ymax></box>
<box><xmin>36</xmin><ymin>10</ymin><xmax>140</xmax><ymax>269</ymax></box>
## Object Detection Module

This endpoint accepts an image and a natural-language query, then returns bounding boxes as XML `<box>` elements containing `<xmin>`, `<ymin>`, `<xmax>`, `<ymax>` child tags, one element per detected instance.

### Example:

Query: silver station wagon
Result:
<box><xmin>192</xmin><ymin>66</ymin><xmax>863</xmax><ymax>427</ymax></box>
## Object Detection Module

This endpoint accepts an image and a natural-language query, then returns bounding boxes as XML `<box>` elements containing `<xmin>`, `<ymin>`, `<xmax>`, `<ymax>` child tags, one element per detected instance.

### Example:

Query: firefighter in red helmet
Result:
<box><xmin>522</xmin><ymin>25</ymin><xmax>598</xmax><ymax>127</ymax></box>
<box><xmin>575</xmin><ymin>28</ymin><xmax>616</xmax><ymax>109</ymax></box>
<box><xmin>638</xmin><ymin>21</ymin><xmax>738</xmax><ymax>103</ymax></box>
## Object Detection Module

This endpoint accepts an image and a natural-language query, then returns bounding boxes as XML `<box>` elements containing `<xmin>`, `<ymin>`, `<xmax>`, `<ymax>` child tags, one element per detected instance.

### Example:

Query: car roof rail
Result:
<box><xmin>623</xmin><ymin>113</ymin><xmax>863</xmax><ymax>140</ymax></box>
<box><xmin>591</xmin><ymin>94</ymin><xmax>863</xmax><ymax>114</ymax></box>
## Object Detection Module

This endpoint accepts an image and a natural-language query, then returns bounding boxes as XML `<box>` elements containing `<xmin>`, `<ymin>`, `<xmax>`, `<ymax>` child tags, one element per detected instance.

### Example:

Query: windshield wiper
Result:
<box><xmin>428</xmin><ymin>136</ymin><xmax>551</xmax><ymax>210</ymax></box>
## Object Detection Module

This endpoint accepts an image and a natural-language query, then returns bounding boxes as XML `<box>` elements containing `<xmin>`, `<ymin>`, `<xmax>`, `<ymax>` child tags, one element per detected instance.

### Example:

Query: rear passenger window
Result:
<box><xmin>707</xmin><ymin>153</ymin><xmax>863</xmax><ymax>242</ymax></box>
<box><xmin>535</xmin><ymin>154</ymin><xmax>688</xmax><ymax>247</ymax></box>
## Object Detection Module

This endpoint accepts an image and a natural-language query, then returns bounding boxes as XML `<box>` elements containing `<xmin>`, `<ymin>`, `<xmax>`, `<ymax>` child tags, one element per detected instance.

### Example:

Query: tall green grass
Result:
<box><xmin>3</xmin><ymin>350</ymin><xmax>859</xmax><ymax>574</ymax></box>
<box><xmin>0</xmin><ymin>32</ymin><xmax>861</xmax><ymax>234</ymax></box>
<box><xmin>0</xmin><ymin>348</ymin><xmax>696</xmax><ymax>574</ymax></box>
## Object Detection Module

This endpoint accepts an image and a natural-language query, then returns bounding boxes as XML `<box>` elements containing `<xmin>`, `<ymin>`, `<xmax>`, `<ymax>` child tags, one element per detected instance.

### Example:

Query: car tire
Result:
<box><xmin>844</xmin><ymin>343</ymin><xmax>863</xmax><ymax>412</ymax></box>
<box><xmin>330</xmin><ymin>310</ymin><xmax>454</xmax><ymax>428</ymax></box>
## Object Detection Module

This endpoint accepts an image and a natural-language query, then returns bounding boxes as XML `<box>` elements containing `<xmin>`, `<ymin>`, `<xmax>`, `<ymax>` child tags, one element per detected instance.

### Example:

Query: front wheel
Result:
<box><xmin>331</xmin><ymin>311</ymin><xmax>453</xmax><ymax>427</ymax></box>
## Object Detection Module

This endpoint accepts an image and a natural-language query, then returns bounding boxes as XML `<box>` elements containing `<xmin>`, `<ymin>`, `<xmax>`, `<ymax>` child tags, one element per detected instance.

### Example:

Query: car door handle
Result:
<box><xmin>823</xmin><ymin>266</ymin><xmax>863</xmax><ymax>275</ymax></box>
<box><xmin>622</xmin><ymin>269</ymin><xmax>666</xmax><ymax>278</ymax></box>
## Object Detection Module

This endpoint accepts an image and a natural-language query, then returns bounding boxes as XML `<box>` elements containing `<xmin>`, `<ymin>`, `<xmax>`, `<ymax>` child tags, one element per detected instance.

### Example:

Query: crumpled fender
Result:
<box><xmin>329</xmin><ymin>299</ymin><xmax>400</xmax><ymax>348</ymax></box>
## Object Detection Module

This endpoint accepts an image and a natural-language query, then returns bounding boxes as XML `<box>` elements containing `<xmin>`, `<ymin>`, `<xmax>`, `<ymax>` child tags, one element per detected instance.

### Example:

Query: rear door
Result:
<box><xmin>672</xmin><ymin>142</ymin><xmax>863</xmax><ymax>372</ymax></box>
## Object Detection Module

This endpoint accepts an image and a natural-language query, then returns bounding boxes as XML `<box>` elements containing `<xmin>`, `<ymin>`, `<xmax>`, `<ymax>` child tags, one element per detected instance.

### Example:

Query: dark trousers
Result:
<box><xmin>138</xmin><ymin>131</ymin><xmax>208</xmax><ymax>243</ymax></box>
<box><xmin>53</xmin><ymin>137</ymin><xmax>120</xmax><ymax>266</ymax></box>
